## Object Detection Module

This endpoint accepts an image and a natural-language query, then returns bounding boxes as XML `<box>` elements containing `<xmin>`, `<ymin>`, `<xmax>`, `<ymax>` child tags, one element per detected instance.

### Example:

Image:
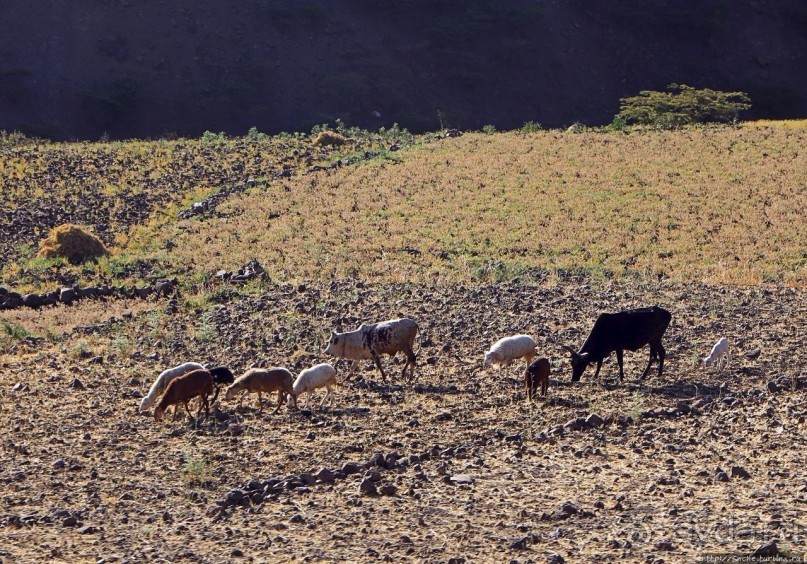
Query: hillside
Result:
<box><xmin>1</xmin><ymin>0</ymin><xmax>806</xmax><ymax>139</ymax></box>
<box><xmin>1</xmin><ymin>124</ymin><xmax>806</xmax><ymax>561</ymax></box>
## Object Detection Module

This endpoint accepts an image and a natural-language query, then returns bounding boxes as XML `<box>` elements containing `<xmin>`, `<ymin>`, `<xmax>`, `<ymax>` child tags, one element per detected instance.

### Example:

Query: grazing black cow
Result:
<box><xmin>562</xmin><ymin>306</ymin><xmax>672</xmax><ymax>382</ymax></box>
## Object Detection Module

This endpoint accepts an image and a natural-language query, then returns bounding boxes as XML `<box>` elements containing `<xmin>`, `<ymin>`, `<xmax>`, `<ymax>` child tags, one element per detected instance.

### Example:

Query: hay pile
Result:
<box><xmin>37</xmin><ymin>224</ymin><xmax>110</xmax><ymax>263</ymax></box>
<box><xmin>312</xmin><ymin>131</ymin><xmax>348</xmax><ymax>147</ymax></box>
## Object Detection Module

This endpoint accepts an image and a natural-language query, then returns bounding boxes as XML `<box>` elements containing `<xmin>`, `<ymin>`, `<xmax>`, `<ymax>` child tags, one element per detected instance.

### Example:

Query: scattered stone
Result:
<box><xmin>715</xmin><ymin>472</ymin><xmax>730</xmax><ymax>483</ymax></box>
<box><xmin>52</xmin><ymin>459</ymin><xmax>65</xmax><ymax>470</ymax></box>
<box><xmin>730</xmin><ymin>466</ymin><xmax>752</xmax><ymax>480</ymax></box>
<box><xmin>449</xmin><ymin>474</ymin><xmax>474</xmax><ymax>485</ymax></box>
<box><xmin>585</xmin><ymin>413</ymin><xmax>605</xmax><ymax>428</ymax></box>
<box><xmin>314</xmin><ymin>467</ymin><xmax>335</xmax><ymax>484</ymax></box>
<box><xmin>379</xmin><ymin>484</ymin><xmax>398</xmax><ymax>496</ymax></box>
<box><xmin>342</xmin><ymin>462</ymin><xmax>362</xmax><ymax>475</ymax></box>
<box><xmin>77</xmin><ymin>525</ymin><xmax>99</xmax><ymax>534</ymax></box>
<box><xmin>750</xmin><ymin>541</ymin><xmax>781</xmax><ymax>557</ymax></box>
<box><xmin>745</xmin><ymin>349</ymin><xmax>761</xmax><ymax>360</ymax></box>
<box><xmin>358</xmin><ymin>478</ymin><xmax>378</xmax><ymax>496</ymax></box>
<box><xmin>71</xmin><ymin>378</ymin><xmax>85</xmax><ymax>390</ymax></box>
<box><xmin>564</xmin><ymin>418</ymin><xmax>587</xmax><ymax>431</ymax></box>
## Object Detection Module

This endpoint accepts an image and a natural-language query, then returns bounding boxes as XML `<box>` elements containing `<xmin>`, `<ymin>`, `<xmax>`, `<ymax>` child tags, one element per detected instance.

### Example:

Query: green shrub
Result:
<box><xmin>616</xmin><ymin>84</ymin><xmax>751</xmax><ymax>128</ymax></box>
<box><xmin>482</xmin><ymin>124</ymin><xmax>497</xmax><ymax>135</ymax></box>
<box><xmin>521</xmin><ymin>121</ymin><xmax>543</xmax><ymax>133</ymax></box>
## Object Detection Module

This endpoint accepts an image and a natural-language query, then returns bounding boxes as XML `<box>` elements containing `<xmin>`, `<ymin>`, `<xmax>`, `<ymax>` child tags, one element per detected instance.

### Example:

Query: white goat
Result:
<box><xmin>139</xmin><ymin>362</ymin><xmax>205</xmax><ymax>412</ymax></box>
<box><xmin>291</xmin><ymin>363</ymin><xmax>338</xmax><ymax>408</ymax></box>
<box><xmin>484</xmin><ymin>334</ymin><xmax>537</xmax><ymax>369</ymax></box>
<box><xmin>704</xmin><ymin>337</ymin><xmax>730</xmax><ymax>370</ymax></box>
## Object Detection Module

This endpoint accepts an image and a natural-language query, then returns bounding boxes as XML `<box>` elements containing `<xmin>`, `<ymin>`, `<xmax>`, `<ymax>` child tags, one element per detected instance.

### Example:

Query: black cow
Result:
<box><xmin>563</xmin><ymin>306</ymin><xmax>672</xmax><ymax>382</ymax></box>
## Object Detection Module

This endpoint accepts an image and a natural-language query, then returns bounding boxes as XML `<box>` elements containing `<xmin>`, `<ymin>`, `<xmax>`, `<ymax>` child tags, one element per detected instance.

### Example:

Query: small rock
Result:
<box><xmin>585</xmin><ymin>413</ymin><xmax>605</xmax><ymax>428</ymax></box>
<box><xmin>358</xmin><ymin>478</ymin><xmax>378</xmax><ymax>496</ymax></box>
<box><xmin>314</xmin><ymin>467</ymin><xmax>335</xmax><ymax>484</ymax></box>
<box><xmin>546</xmin><ymin>552</ymin><xmax>566</xmax><ymax>564</ymax></box>
<box><xmin>364</xmin><ymin>468</ymin><xmax>382</xmax><ymax>483</ymax></box>
<box><xmin>730</xmin><ymin>466</ymin><xmax>751</xmax><ymax>480</ymax></box>
<box><xmin>342</xmin><ymin>462</ymin><xmax>362</xmax><ymax>475</ymax></box>
<box><xmin>715</xmin><ymin>472</ymin><xmax>730</xmax><ymax>483</ymax></box>
<box><xmin>750</xmin><ymin>541</ymin><xmax>780</xmax><ymax>557</ymax></box>
<box><xmin>509</xmin><ymin>536</ymin><xmax>530</xmax><ymax>550</ymax></box>
<box><xmin>745</xmin><ymin>349</ymin><xmax>761</xmax><ymax>360</ymax></box>
<box><xmin>77</xmin><ymin>525</ymin><xmax>99</xmax><ymax>534</ymax></box>
<box><xmin>449</xmin><ymin>474</ymin><xmax>474</xmax><ymax>484</ymax></box>
<box><xmin>53</xmin><ymin>459</ymin><xmax>65</xmax><ymax>470</ymax></box>
<box><xmin>62</xmin><ymin>516</ymin><xmax>78</xmax><ymax>527</ymax></box>
<box><xmin>379</xmin><ymin>484</ymin><xmax>398</xmax><ymax>496</ymax></box>
<box><xmin>231</xmin><ymin>549</ymin><xmax>244</xmax><ymax>557</ymax></box>
<box><xmin>70</xmin><ymin>378</ymin><xmax>85</xmax><ymax>390</ymax></box>
<box><xmin>564</xmin><ymin>418</ymin><xmax>587</xmax><ymax>431</ymax></box>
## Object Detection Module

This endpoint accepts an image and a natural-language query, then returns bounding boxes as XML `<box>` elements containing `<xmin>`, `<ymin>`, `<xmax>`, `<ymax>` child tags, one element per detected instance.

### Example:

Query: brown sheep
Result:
<box><xmin>524</xmin><ymin>358</ymin><xmax>550</xmax><ymax>401</ymax></box>
<box><xmin>154</xmin><ymin>369</ymin><xmax>214</xmax><ymax>422</ymax></box>
<box><xmin>225</xmin><ymin>368</ymin><xmax>298</xmax><ymax>413</ymax></box>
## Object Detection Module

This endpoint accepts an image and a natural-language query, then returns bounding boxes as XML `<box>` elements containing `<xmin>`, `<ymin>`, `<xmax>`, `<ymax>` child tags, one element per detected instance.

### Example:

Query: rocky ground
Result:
<box><xmin>1</xmin><ymin>274</ymin><xmax>804</xmax><ymax>562</ymax></box>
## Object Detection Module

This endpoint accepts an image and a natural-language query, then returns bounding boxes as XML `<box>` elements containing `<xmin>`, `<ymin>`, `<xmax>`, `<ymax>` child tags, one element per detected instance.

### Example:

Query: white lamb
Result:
<box><xmin>291</xmin><ymin>363</ymin><xmax>338</xmax><ymax>408</ymax></box>
<box><xmin>484</xmin><ymin>334</ymin><xmax>537</xmax><ymax>369</ymax></box>
<box><xmin>139</xmin><ymin>362</ymin><xmax>206</xmax><ymax>412</ymax></box>
<box><xmin>704</xmin><ymin>337</ymin><xmax>730</xmax><ymax>370</ymax></box>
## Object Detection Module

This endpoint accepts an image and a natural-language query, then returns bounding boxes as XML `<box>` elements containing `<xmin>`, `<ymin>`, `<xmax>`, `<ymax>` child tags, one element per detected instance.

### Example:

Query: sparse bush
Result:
<box><xmin>3</xmin><ymin>322</ymin><xmax>29</xmax><ymax>342</ymax></box>
<box><xmin>608</xmin><ymin>116</ymin><xmax>628</xmax><ymax>132</ymax></box>
<box><xmin>521</xmin><ymin>121</ymin><xmax>543</xmax><ymax>133</ymax></box>
<box><xmin>37</xmin><ymin>224</ymin><xmax>110</xmax><ymax>264</ymax></box>
<box><xmin>201</xmin><ymin>130</ymin><xmax>227</xmax><ymax>144</ymax></box>
<box><xmin>245</xmin><ymin>126</ymin><xmax>269</xmax><ymax>142</ymax></box>
<box><xmin>616</xmin><ymin>84</ymin><xmax>751</xmax><ymax>128</ymax></box>
<box><xmin>482</xmin><ymin>124</ymin><xmax>497</xmax><ymax>135</ymax></box>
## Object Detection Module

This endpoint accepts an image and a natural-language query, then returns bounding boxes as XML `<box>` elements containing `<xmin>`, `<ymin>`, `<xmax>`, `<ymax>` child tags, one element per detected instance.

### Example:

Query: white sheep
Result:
<box><xmin>484</xmin><ymin>334</ymin><xmax>537</xmax><ymax>369</ymax></box>
<box><xmin>704</xmin><ymin>337</ymin><xmax>730</xmax><ymax>370</ymax></box>
<box><xmin>291</xmin><ymin>363</ymin><xmax>338</xmax><ymax>409</ymax></box>
<box><xmin>139</xmin><ymin>362</ymin><xmax>206</xmax><ymax>412</ymax></box>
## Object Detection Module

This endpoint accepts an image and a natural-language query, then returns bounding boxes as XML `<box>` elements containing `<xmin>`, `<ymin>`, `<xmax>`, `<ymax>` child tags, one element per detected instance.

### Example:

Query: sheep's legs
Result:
<box><xmin>257</xmin><ymin>391</ymin><xmax>263</xmax><ymax>413</ymax></box>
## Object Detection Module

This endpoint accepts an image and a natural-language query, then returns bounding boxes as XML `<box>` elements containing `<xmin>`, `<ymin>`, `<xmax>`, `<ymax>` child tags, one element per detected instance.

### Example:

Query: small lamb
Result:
<box><xmin>292</xmin><ymin>363</ymin><xmax>338</xmax><ymax>409</ymax></box>
<box><xmin>484</xmin><ymin>334</ymin><xmax>537</xmax><ymax>369</ymax></box>
<box><xmin>525</xmin><ymin>357</ymin><xmax>551</xmax><ymax>401</ymax></box>
<box><xmin>704</xmin><ymin>337</ymin><xmax>730</xmax><ymax>370</ymax></box>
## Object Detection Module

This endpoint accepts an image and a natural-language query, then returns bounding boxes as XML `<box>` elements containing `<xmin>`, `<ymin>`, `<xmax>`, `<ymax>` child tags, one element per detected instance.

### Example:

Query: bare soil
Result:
<box><xmin>2</xmin><ymin>275</ymin><xmax>805</xmax><ymax>562</ymax></box>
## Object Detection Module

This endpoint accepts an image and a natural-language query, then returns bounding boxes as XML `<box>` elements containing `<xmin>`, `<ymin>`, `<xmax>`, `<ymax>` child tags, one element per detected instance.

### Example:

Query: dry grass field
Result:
<box><xmin>1</xmin><ymin>124</ymin><xmax>806</xmax><ymax>562</ymax></box>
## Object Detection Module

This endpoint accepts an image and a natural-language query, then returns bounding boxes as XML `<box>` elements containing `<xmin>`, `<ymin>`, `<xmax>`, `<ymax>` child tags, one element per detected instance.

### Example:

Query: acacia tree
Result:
<box><xmin>616</xmin><ymin>84</ymin><xmax>751</xmax><ymax>128</ymax></box>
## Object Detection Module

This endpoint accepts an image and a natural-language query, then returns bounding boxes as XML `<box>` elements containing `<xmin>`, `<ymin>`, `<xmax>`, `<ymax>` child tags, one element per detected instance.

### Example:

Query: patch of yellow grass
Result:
<box><xmin>745</xmin><ymin>119</ymin><xmax>807</xmax><ymax>130</ymax></box>
<box><xmin>150</xmin><ymin>127</ymin><xmax>806</xmax><ymax>286</ymax></box>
